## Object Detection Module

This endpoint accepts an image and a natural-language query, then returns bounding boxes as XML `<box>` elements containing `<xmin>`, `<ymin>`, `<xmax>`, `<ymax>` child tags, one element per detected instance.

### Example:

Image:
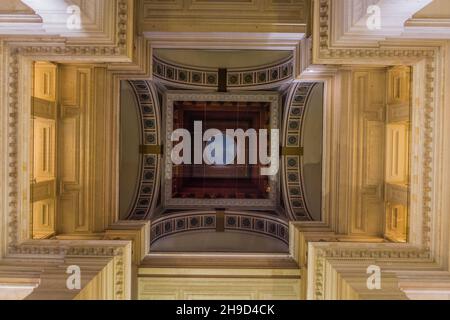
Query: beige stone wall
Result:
<box><xmin>138</xmin><ymin>254</ymin><xmax>301</xmax><ymax>300</ymax></box>
<box><xmin>349</xmin><ymin>68</ymin><xmax>387</xmax><ymax>237</ymax></box>
<box><xmin>138</xmin><ymin>0</ymin><xmax>309</xmax><ymax>33</ymax></box>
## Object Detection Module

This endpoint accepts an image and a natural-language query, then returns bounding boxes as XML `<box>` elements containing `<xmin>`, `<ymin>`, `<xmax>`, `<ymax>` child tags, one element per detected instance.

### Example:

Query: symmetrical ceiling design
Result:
<box><xmin>122</xmin><ymin>69</ymin><xmax>307</xmax><ymax>249</ymax></box>
<box><xmin>0</xmin><ymin>0</ymin><xmax>450</xmax><ymax>300</ymax></box>
<box><xmin>112</xmin><ymin>33</ymin><xmax>328</xmax><ymax>258</ymax></box>
<box><xmin>122</xmin><ymin>68</ymin><xmax>324</xmax><ymax>235</ymax></box>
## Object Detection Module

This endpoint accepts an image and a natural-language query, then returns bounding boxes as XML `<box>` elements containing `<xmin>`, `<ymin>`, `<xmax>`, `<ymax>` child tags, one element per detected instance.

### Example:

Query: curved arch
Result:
<box><xmin>125</xmin><ymin>80</ymin><xmax>162</xmax><ymax>220</ymax></box>
<box><xmin>150</xmin><ymin>210</ymin><xmax>289</xmax><ymax>246</ymax></box>
<box><xmin>152</xmin><ymin>55</ymin><xmax>294</xmax><ymax>90</ymax></box>
<box><xmin>119</xmin><ymin>81</ymin><xmax>141</xmax><ymax>219</ymax></box>
<box><xmin>281</xmin><ymin>82</ymin><xmax>318</xmax><ymax>221</ymax></box>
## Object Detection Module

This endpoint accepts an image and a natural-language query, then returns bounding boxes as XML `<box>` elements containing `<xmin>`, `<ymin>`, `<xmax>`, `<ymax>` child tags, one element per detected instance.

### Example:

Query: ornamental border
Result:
<box><xmin>153</xmin><ymin>55</ymin><xmax>294</xmax><ymax>90</ymax></box>
<box><xmin>126</xmin><ymin>80</ymin><xmax>161</xmax><ymax>220</ymax></box>
<box><xmin>151</xmin><ymin>211</ymin><xmax>289</xmax><ymax>246</ymax></box>
<box><xmin>282</xmin><ymin>82</ymin><xmax>318</xmax><ymax>221</ymax></box>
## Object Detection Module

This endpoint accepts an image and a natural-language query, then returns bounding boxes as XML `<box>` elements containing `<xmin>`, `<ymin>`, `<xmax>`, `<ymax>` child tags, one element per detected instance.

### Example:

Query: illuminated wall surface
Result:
<box><xmin>0</xmin><ymin>0</ymin><xmax>450</xmax><ymax>301</ymax></box>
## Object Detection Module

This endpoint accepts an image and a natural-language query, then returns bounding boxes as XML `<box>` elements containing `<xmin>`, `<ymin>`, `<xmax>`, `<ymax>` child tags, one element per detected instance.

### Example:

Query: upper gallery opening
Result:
<box><xmin>117</xmin><ymin>48</ymin><xmax>325</xmax><ymax>253</ymax></box>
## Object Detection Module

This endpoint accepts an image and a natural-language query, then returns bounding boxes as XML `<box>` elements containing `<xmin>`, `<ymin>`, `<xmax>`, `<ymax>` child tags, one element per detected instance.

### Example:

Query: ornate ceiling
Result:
<box><xmin>0</xmin><ymin>0</ymin><xmax>450</xmax><ymax>300</ymax></box>
<box><xmin>119</xmin><ymin>47</ymin><xmax>324</xmax><ymax>250</ymax></box>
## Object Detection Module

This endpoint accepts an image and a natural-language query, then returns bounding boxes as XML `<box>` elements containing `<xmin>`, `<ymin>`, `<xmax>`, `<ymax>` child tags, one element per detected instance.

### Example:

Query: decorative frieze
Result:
<box><xmin>153</xmin><ymin>55</ymin><xmax>294</xmax><ymax>90</ymax></box>
<box><xmin>309</xmin><ymin>242</ymin><xmax>431</xmax><ymax>300</ymax></box>
<box><xmin>150</xmin><ymin>211</ymin><xmax>289</xmax><ymax>245</ymax></box>
<box><xmin>282</xmin><ymin>82</ymin><xmax>317</xmax><ymax>221</ymax></box>
<box><xmin>126</xmin><ymin>80</ymin><xmax>161</xmax><ymax>220</ymax></box>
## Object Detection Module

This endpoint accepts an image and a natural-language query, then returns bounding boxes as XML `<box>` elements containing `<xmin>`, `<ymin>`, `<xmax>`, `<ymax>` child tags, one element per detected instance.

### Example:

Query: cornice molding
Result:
<box><xmin>2</xmin><ymin>0</ymin><xmax>117</xmax><ymax>43</ymax></box>
<box><xmin>329</xmin><ymin>0</ymin><xmax>435</xmax><ymax>47</ymax></box>
<box><xmin>308</xmin><ymin>241</ymin><xmax>433</xmax><ymax>300</ymax></box>
<box><xmin>2</xmin><ymin>0</ymin><xmax>132</xmax><ymax>59</ymax></box>
<box><xmin>0</xmin><ymin>0</ymin><xmax>41</xmax><ymax>26</ymax></box>
<box><xmin>7</xmin><ymin>240</ymin><xmax>132</xmax><ymax>300</ymax></box>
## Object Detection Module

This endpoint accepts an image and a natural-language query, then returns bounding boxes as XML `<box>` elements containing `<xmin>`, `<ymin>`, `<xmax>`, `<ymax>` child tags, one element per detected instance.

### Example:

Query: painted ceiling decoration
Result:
<box><xmin>282</xmin><ymin>82</ymin><xmax>318</xmax><ymax>221</ymax></box>
<box><xmin>150</xmin><ymin>211</ymin><xmax>289</xmax><ymax>247</ymax></box>
<box><xmin>152</xmin><ymin>55</ymin><xmax>295</xmax><ymax>90</ymax></box>
<box><xmin>125</xmin><ymin>80</ymin><xmax>161</xmax><ymax>220</ymax></box>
